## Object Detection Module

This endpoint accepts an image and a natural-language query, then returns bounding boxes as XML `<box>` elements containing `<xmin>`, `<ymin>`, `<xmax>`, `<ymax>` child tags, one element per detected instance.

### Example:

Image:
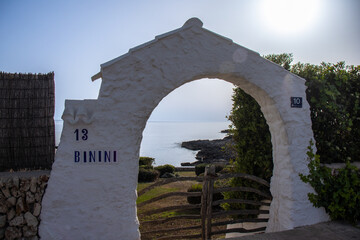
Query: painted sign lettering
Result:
<box><xmin>74</xmin><ymin>129</ymin><xmax>88</xmax><ymax>141</ymax></box>
<box><xmin>74</xmin><ymin>151</ymin><xmax>117</xmax><ymax>163</ymax></box>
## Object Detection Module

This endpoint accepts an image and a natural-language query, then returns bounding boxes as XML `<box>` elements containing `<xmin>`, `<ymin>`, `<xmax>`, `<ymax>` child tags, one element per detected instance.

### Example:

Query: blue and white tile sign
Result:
<box><xmin>291</xmin><ymin>97</ymin><xmax>302</xmax><ymax>108</ymax></box>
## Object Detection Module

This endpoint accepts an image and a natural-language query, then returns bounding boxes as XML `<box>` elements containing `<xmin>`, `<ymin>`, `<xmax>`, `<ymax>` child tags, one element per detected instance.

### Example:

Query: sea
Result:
<box><xmin>55</xmin><ymin>120</ymin><xmax>230</xmax><ymax>167</ymax></box>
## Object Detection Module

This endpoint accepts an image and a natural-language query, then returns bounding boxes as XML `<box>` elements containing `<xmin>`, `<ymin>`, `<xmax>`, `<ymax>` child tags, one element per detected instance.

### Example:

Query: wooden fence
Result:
<box><xmin>138</xmin><ymin>166</ymin><xmax>272</xmax><ymax>239</ymax></box>
<box><xmin>0</xmin><ymin>72</ymin><xmax>55</xmax><ymax>171</ymax></box>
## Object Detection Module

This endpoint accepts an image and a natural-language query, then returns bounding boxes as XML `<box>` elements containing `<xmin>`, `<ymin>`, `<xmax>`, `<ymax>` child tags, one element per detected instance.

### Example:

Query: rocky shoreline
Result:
<box><xmin>181</xmin><ymin>135</ymin><xmax>235</xmax><ymax>166</ymax></box>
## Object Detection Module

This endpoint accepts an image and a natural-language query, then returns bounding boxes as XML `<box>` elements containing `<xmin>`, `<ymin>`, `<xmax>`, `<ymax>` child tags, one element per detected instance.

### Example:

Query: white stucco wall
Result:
<box><xmin>39</xmin><ymin>18</ymin><xmax>328</xmax><ymax>239</ymax></box>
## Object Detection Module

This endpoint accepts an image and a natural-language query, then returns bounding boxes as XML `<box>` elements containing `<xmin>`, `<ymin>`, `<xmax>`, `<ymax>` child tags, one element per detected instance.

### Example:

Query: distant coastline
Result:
<box><xmin>141</xmin><ymin>121</ymin><xmax>230</xmax><ymax>167</ymax></box>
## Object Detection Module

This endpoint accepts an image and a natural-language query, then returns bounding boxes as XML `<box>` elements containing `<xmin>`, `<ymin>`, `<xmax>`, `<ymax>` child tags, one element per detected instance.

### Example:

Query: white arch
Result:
<box><xmin>39</xmin><ymin>18</ymin><xmax>328</xmax><ymax>239</ymax></box>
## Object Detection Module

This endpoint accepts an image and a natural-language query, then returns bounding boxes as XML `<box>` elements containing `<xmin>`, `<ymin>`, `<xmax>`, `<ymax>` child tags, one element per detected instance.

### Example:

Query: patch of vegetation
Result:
<box><xmin>138</xmin><ymin>168</ymin><xmax>159</xmax><ymax>182</ymax></box>
<box><xmin>299</xmin><ymin>140</ymin><xmax>360</xmax><ymax>223</ymax></box>
<box><xmin>187</xmin><ymin>183</ymin><xmax>203</xmax><ymax>205</ymax></box>
<box><xmin>186</xmin><ymin>183</ymin><xmax>224</xmax><ymax>205</ymax></box>
<box><xmin>136</xmin><ymin>185</ymin><xmax>178</xmax><ymax>205</ymax></box>
<box><xmin>223</xmin><ymin>86</ymin><xmax>273</xmax><ymax>214</ymax></box>
<box><xmin>138</xmin><ymin>157</ymin><xmax>160</xmax><ymax>182</ymax></box>
<box><xmin>155</xmin><ymin>164</ymin><xmax>175</xmax><ymax>176</ymax></box>
<box><xmin>139</xmin><ymin>157</ymin><xmax>155</xmax><ymax>167</ymax></box>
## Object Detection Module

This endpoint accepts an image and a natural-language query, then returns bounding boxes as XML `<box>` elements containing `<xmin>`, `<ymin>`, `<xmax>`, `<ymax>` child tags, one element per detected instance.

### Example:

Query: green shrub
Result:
<box><xmin>195</xmin><ymin>164</ymin><xmax>207</xmax><ymax>176</ymax></box>
<box><xmin>138</xmin><ymin>168</ymin><xmax>159</xmax><ymax>182</ymax></box>
<box><xmin>139</xmin><ymin>165</ymin><xmax>153</xmax><ymax>170</ymax></box>
<box><xmin>139</xmin><ymin>157</ymin><xmax>155</xmax><ymax>167</ymax></box>
<box><xmin>155</xmin><ymin>164</ymin><xmax>175</xmax><ymax>176</ymax></box>
<box><xmin>215</xmin><ymin>165</ymin><xmax>224</xmax><ymax>174</ymax></box>
<box><xmin>195</xmin><ymin>164</ymin><xmax>224</xmax><ymax>176</ymax></box>
<box><xmin>299</xmin><ymin>140</ymin><xmax>360</xmax><ymax>223</ymax></box>
<box><xmin>186</xmin><ymin>183</ymin><xmax>223</xmax><ymax>205</ymax></box>
<box><xmin>219</xmin><ymin>165</ymin><xmax>233</xmax><ymax>174</ymax></box>
<box><xmin>187</xmin><ymin>184</ymin><xmax>203</xmax><ymax>204</ymax></box>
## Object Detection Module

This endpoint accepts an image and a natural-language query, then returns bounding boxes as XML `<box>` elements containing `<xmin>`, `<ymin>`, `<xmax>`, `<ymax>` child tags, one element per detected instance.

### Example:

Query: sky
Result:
<box><xmin>1</xmin><ymin>0</ymin><xmax>359</xmax><ymax>121</ymax></box>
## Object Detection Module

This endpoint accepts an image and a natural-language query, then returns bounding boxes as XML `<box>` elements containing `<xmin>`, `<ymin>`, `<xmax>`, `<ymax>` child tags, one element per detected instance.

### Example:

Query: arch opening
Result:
<box><xmin>137</xmin><ymin>74</ymin><xmax>284</xmax><ymax>229</ymax></box>
<box><xmin>138</xmin><ymin>77</ymin><xmax>275</xmax><ymax>237</ymax></box>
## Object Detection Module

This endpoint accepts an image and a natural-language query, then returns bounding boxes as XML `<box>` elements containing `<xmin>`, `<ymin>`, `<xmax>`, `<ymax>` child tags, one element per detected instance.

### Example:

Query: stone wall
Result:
<box><xmin>0</xmin><ymin>171</ymin><xmax>49</xmax><ymax>240</ymax></box>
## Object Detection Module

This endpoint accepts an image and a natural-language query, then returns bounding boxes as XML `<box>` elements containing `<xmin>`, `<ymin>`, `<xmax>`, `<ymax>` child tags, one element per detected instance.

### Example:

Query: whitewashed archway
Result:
<box><xmin>39</xmin><ymin>18</ymin><xmax>328</xmax><ymax>239</ymax></box>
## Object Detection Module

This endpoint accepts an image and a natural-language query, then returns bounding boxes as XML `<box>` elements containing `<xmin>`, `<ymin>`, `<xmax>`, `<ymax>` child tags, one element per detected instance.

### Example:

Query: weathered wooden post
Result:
<box><xmin>201</xmin><ymin>165</ymin><xmax>216</xmax><ymax>240</ymax></box>
<box><xmin>201</xmin><ymin>167</ymin><xmax>209</xmax><ymax>240</ymax></box>
<box><xmin>205</xmin><ymin>165</ymin><xmax>216</xmax><ymax>239</ymax></box>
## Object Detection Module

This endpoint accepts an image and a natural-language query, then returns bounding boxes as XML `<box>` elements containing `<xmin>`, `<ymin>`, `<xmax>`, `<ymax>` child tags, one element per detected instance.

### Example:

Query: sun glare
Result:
<box><xmin>260</xmin><ymin>0</ymin><xmax>322</xmax><ymax>35</ymax></box>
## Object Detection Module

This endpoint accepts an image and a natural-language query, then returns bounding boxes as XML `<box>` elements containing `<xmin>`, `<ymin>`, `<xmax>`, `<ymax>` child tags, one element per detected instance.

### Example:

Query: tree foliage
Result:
<box><xmin>264</xmin><ymin>53</ymin><xmax>293</xmax><ymax>70</ymax></box>
<box><xmin>292</xmin><ymin>61</ymin><xmax>360</xmax><ymax>163</ymax></box>
<box><xmin>299</xmin><ymin>140</ymin><xmax>360</xmax><ymax>223</ymax></box>
<box><xmin>222</xmin><ymin>87</ymin><xmax>273</xmax><ymax>214</ymax></box>
<box><xmin>265</xmin><ymin>53</ymin><xmax>360</xmax><ymax>163</ymax></box>
<box><xmin>227</xmin><ymin>87</ymin><xmax>273</xmax><ymax>180</ymax></box>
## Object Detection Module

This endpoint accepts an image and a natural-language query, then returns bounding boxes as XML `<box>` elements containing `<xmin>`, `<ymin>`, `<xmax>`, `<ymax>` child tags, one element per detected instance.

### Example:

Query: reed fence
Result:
<box><xmin>0</xmin><ymin>72</ymin><xmax>55</xmax><ymax>171</ymax></box>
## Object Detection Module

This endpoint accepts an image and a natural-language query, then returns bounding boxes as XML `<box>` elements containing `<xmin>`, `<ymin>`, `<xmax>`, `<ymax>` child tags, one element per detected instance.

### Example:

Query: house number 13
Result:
<box><xmin>74</xmin><ymin>129</ymin><xmax>88</xmax><ymax>141</ymax></box>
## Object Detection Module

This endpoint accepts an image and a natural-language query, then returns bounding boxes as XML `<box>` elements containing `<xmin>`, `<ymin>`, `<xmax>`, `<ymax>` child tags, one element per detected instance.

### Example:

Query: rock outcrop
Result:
<box><xmin>181</xmin><ymin>136</ymin><xmax>235</xmax><ymax>165</ymax></box>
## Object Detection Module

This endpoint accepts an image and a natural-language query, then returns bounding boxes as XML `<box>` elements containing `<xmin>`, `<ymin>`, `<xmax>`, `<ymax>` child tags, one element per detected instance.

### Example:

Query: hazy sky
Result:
<box><xmin>1</xmin><ymin>0</ymin><xmax>359</xmax><ymax>121</ymax></box>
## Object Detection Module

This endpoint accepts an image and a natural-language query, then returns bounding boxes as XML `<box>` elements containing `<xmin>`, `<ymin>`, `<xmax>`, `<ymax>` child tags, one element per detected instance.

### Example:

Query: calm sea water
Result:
<box><xmin>55</xmin><ymin>120</ymin><xmax>230</xmax><ymax>167</ymax></box>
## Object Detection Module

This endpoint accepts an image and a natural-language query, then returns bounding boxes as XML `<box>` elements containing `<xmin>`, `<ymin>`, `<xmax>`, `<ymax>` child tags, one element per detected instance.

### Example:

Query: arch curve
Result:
<box><xmin>40</xmin><ymin>18</ymin><xmax>328</xmax><ymax>239</ymax></box>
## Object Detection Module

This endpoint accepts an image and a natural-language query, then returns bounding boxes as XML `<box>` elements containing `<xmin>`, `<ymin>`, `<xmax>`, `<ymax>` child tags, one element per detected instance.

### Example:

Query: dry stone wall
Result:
<box><xmin>0</xmin><ymin>172</ymin><xmax>49</xmax><ymax>240</ymax></box>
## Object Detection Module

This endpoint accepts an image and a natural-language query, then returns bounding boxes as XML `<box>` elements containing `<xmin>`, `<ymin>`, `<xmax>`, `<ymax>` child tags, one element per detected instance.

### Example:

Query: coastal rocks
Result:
<box><xmin>181</xmin><ymin>136</ymin><xmax>236</xmax><ymax>165</ymax></box>
<box><xmin>0</xmin><ymin>174</ymin><xmax>48</xmax><ymax>239</ymax></box>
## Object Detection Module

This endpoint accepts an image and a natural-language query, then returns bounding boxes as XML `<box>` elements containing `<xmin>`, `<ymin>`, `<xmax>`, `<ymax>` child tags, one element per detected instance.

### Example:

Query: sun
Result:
<box><xmin>260</xmin><ymin>0</ymin><xmax>322</xmax><ymax>35</ymax></box>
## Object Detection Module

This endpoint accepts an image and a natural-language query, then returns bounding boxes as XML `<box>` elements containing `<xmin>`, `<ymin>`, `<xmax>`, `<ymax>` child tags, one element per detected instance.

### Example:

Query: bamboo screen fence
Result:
<box><xmin>0</xmin><ymin>72</ymin><xmax>55</xmax><ymax>171</ymax></box>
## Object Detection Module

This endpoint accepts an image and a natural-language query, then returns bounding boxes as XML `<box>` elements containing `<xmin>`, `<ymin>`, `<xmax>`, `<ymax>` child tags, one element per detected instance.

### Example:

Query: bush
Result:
<box><xmin>187</xmin><ymin>183</ymin><xmax>224</xmax><ymax>205</ymax></box>
<box><xmin>219</xmin><ymin>164</ymin><xmax>233</xmax><ymax>174</ymax></box>
<box><xmin>155</xmin><ymin>164</ymin><xmax>175</xmax><ymax>176</ymax></box>
<box><xmin>215</xmin><ymin>165</ymin><xmax>224</xmax><ymax>174</ymax></box>
<box><xmin>195</xmin><ymin>164</ymin><xmax>207</xmax><ymax>176</ymax></box>
<box><xmin>299</xmin><ymin>140</ymin><xmax>360</xmax><ymax>223</ymax></box>
<box><xmin>138</xmin><ymin>168</ymin><xmax>159</xmax><ymax>182</ymax></box>
<box><xmin>187</xmin><ymin>184</ymin><xmax>203</xmax><ymax>204</ymax></box>
<box><xmin>139</xmin><ymin>157</ymin><xmax>155</xmax><ymax>167</ymax></box>
<box><xmin>139</xmin><ymin>165</ymin><xmax>153</xmax><ymax>170</ymax></box>
<box><xmin>195</xmin><ymin>164</ymin><xmax>224</xmax><ymax>176</ymax></box>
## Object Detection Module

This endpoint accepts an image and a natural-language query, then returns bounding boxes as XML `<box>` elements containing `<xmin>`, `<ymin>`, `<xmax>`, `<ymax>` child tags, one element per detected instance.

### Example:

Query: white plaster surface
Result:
<box><xmin>39</xmin><ymin>18</ymin><xmax>329</xmax><ymax>239</ymax></box>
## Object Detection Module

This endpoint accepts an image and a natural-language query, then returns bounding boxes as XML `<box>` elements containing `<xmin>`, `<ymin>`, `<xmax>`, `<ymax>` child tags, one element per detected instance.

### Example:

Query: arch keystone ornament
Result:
<box><xmin>40</xmin><ymin>18</ymin><xmax>329</xmax><ymax>239</ymax></box>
